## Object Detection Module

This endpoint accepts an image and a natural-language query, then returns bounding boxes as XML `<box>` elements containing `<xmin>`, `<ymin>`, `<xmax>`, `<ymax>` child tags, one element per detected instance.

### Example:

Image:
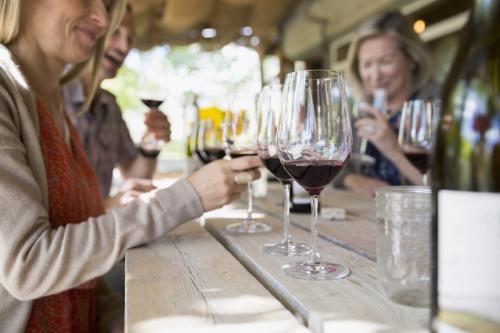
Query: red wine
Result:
<box><xmin>432</xmin><ymin>0</ymin><xmax>500</xmax><ymax>331</ymax></box>
<box><xmin>404</xmin><ymin>151</ymin><xmax>430</xmax><ymax>174</ymax></box>
<box><xmin>230</xmin><ymin>150</ymin><xmax>257</xmax><ymax>159</ymax></box>
<box><xmin>284</xmin><ymin>160</ymin><xmax>346</xmax><ymax>195</ymax></box>
<box><xmin>195</xmin><ymin>148</ymin><xmax>208</xmax><ymax>164</ymax></box>
<box><xmin>141</xmin><ymin>99</ymin><xmax>164</xmax><ymax>108</ymax></box>
<box><xmin>261</xmin><ymin>156</ymin><xmax>293</xmax><ymax>184</ymax></box>
<box><xmin>203</xmin><ymin>148</ymin><xmax>225</xmax><ymax>163</ymax></box>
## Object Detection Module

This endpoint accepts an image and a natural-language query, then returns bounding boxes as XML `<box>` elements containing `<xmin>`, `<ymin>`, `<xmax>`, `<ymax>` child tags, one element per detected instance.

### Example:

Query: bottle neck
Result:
<box><xmin>470</xmin><ymin>0</ymin><xmax>500</xmax><ymax>39</ymax></box>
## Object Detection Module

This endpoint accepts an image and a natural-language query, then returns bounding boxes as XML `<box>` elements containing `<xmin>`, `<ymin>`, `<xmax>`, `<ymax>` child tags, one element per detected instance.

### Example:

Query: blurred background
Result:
<box><xmin>103</xmin><ymin>0</ymin><xmax>468</xmax><ymax>173</ymax></box>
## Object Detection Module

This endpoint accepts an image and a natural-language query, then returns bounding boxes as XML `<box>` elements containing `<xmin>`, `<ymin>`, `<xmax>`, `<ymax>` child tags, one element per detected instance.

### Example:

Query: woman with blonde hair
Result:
<box><xmin>0</xmin><ymin>1</ymin><xmax>260</xmax><ymax>332</ymax></box>
<box><xmin>339</xmin><ymin>10</ymin><xmax>439</xmax><ymax>196</ymax></box>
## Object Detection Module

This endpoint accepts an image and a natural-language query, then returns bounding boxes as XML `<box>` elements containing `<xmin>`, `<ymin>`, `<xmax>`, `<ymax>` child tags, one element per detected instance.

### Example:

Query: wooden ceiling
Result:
<box><xmin>129</xmin><ymin>0</ymin><xmax>300</xmax><ymax>51</ymax></box>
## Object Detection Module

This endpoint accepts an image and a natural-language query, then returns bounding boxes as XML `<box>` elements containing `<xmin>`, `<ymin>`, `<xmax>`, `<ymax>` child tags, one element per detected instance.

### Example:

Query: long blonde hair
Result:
<box><xmin>346</xmin><ymin>10</ymin><xmax>432</xmax><ymax>99</ymax></box>
<box><xmin>0</xmin><ymin>0</ymin><xmax>128</xmax><ymax>108</ymax></box>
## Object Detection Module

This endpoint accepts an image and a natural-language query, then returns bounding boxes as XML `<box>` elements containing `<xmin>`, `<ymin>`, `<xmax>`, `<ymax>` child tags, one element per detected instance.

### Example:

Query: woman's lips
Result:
<box><xmin>75</xmin><ymin>26</ymin><xmax>98</xmax><ymax>45</ymax></box>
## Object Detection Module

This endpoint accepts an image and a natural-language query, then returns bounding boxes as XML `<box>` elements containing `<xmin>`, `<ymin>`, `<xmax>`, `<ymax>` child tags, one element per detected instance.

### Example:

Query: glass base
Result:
<box><xmin>225</xmin><ymin>221</ymin><xmax>271</xmax><ymax>234</ymax></box>
<box><xmin>262</xmin><ymin>241</ymin><xmax>310</xmax><ymax>256</ymax></box>
<box><xmin>282</xmin><ymin>261</ymin><xmax>350</xmax><ymax>280</ymax></box>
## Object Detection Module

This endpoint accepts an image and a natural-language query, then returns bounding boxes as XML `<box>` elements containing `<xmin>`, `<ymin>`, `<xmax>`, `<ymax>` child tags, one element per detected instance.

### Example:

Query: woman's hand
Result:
<box><xmin>355</xmin><ymin>104</ymin><xmax>402</xmax><ymax>162</ymax></box>
<box><xmin>187</xmin><ymin>156</ymin><xmax>262</xmax><ymax>211</ymax></box>
<box><xmin>343</xmin><ymin>174</ymin><xmax>389</xmax><ymax>197</ymax></box>
<box><xmin>354</xmin><ymin>104</ymin><xmax>425</xmax><ymax>186</ymax></box>
<box><xmin>144</xmin><ymin>110</ymin><xmax>171</xmax><ymax>143</ymax></box>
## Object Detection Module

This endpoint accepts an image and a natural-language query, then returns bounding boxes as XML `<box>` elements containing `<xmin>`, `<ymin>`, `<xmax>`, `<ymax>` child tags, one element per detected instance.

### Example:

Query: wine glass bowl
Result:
<box><xmin>398</xmin><ymin>100</ymin><xmax>435</xmax><ymax>177</ymax></box>
<box><xmin>194</xmin><ymin>119</ymin><xmax>225</xmax><ymax>164</ymax></box>
<box><xmin>138</xmin><ymin>77</ymin><xmax>168</xmax><ymax>153</ymax></box>
<box><xmin>277</xmin><ymin>70</ymin><xmax>352</xmax><ymax>280</ymax></box>
<box><xmin>257</xmin><ymin>83</ymin><xmax>310</xmax><ymax>256</ymax></box>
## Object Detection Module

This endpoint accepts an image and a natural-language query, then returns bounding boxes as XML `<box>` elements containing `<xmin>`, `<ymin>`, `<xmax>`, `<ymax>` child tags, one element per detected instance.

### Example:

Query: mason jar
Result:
<box><xmin>374</xmin><ymin>186</ymin><xmax>431</xmax><ymax>307</ymax></box>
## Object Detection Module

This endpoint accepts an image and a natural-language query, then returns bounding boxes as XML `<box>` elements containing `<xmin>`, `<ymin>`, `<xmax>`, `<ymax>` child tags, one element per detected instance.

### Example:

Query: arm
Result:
<box><xmin>118</xmin><ymin>154</ymin><xmax>156</xmax><ymax>179</ymax></box>
<box><xmin>119</xmin><ymin>108</ymin><xmax>171</xmax><ymax>180</ymax></box>
<box><xmin>0</xmin><ymin>101</ymin><xmax>260</xmax><ymax>302</ymax></box>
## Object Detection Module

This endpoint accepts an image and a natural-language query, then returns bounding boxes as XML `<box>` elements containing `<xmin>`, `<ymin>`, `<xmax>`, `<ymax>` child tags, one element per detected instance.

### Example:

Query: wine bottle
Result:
<box><xmin>431</xmin><ymin>0</ymin><xmax>500</xmax><ymax>332</ymax></box>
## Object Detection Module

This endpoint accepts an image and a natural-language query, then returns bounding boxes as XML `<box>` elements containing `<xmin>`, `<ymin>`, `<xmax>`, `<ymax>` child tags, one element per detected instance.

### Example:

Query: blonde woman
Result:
<box><xmin>0</xmin><ymin>1</ymin><xmax>260</xmax><ymax>332</ymax></box>
<box><xmin>340</xmin><ymin>10</ymin><xmax>439</xmax><ymax>196</ymax></box>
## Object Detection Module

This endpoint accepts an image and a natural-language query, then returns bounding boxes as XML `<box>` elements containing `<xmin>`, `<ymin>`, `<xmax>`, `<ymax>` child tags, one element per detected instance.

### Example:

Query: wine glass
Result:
<box><xmin>350</xmin><ymin>89</ymin><xmax>386</xmax><ymax>168</ymax></box>
<box><xmin>193</xmin><ymin>119</ymin><xmax>220</xmax><ymax>164</ymax></box>
<box><xmin>398</xmin><ymin>99</ymin><xmax>436</xmax><ymax>184</ymax></box>
<box><xmin>138</xmin><ymin>76</ymin><xmax>167</xmax><ymax>152</ymax></box>
<box><xmin>257</xmin><ymin>83</ymin><xmax>310</xmax><ymax>256</ymax></box>
<box><xmin>277</xmin><ymin>70</ymin><xmax>352</xmax><ymax>280</ymax></box>
<box><xmin>224</xmin><ymin>94</ymin><xmax>271</xmax><ymax>234</ymax></box>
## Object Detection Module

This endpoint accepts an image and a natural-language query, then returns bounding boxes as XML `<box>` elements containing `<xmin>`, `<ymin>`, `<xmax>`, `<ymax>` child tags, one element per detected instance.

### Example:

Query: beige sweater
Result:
<box><xmin>0</xmin><ymin>44</ymin><xmax>204</xmax><ymax>332</ymax></box>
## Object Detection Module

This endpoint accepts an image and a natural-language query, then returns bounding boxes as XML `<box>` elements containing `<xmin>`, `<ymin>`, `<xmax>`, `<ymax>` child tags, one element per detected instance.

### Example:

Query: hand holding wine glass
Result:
<box><xmin>278</xmin><ymin>70</ymin><xmax>352</xmax><ymax>280</ymax></box>
<box><xmin>138</xmin><ymin>77</ymin><xmax>169</xmax><ymax>154</ymax></box>
<box><xmin>351</xmin><ymin>89</ymin><xmax>387</xmax><ymax>167</ymax></box>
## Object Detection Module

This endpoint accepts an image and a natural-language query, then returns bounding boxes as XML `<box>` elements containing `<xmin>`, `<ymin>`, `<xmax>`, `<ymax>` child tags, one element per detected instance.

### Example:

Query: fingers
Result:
<box><xmin>358</xmin><ymin>103</ymin><xmax>385</xmax><ymax>121</ymax></box>
<box><xmin>144</xmin><ymin>111</ymin><xmax>171</xmax><ymax>141</ymax></box>
<box><xmin>355</xmin><ymin>118</ymin><xmax>377</xmax><ymax>138</ymax></box>
<box><xmin>227</xmin><ymin>156</ymin><xmax>262</xmax><ymax>171</ymax></box>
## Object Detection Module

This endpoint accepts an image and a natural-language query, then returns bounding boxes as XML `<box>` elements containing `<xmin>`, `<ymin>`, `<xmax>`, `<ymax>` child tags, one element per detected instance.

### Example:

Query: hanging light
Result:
<box><xmin>413</xmin><ymin>19</ymin><xmax>426</xmax><ymax>34</ymax></box>
<box><xmin>240</xmin><ymin>26</ymin><xmax>253</xmax><ymax>37</ymax></box>
<box><xmin>201</xmin><ymin>28</ymin><xmax>217</xmax><ymax>39</ymax></box>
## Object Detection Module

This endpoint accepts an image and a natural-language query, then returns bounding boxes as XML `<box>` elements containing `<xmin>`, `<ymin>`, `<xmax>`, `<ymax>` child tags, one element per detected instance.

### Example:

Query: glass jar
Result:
<box><xmin>375</xmin><ymin>186</ymin><xmax>431</xmax><ymax>307</ymax></box>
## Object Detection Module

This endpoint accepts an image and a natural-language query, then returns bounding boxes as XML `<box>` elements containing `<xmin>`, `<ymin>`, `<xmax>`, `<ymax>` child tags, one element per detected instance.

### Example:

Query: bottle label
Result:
<box><xmin>438</xmin><ymin>190</ymin><xmax>500</xmax><ymax>325</ymax></box>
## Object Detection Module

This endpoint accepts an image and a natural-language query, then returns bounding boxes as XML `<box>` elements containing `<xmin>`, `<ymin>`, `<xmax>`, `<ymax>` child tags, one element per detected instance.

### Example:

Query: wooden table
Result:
<box><xmin>125</xmin><ymin>182</ymin><xmax>430</xmax><ymax>333</ymax></box>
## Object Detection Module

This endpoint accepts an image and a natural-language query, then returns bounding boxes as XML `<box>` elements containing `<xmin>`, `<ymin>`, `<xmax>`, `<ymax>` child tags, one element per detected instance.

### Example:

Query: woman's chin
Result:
<box><xmin>65</xmin><ymin>48</ymin><xmax>95</xmax><ymax>65</ymax></box>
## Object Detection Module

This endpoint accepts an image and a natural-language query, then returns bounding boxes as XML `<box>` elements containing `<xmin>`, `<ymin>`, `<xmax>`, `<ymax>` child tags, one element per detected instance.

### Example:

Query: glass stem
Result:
<box><xmin>360</xmin><ymin>137</ymin><xmax>368</xmax><ymax>154</ymax></box>
<box><xmin>281</xmin><ymin>183</ymin><xmax>291</xmax><ymax>244</ymax></box>
<box><xmin>245</xmin><ymin>182</ymin><xmax>253</xmax><ymax>224</ymax></box>
<box><xmin>308</xmin><ymin>195</ymin><xmax>321</xmax><ymax>265</ymax></box>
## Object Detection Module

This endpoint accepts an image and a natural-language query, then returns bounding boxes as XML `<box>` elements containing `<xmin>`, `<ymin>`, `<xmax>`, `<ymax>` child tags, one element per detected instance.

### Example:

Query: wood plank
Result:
<box><xmin>125</xmin><ymin>221</ymin><xmax>311</xmax><ymax>333</ymax></box>
<box><xmin>203</xmin><ymin>212</ymin><xmax>429</xmax><ymax>333</ymax></box>
<box><xmin>253</xmin><ymin>183</ymin><xmax>378</xmax><ymax>260</ymax></box>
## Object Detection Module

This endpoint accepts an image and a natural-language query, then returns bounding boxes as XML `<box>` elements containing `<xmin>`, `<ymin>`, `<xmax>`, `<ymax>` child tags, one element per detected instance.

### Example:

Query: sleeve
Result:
<box><xmin>0</xmin><ymin>97</ymin><xmax>204</xmax><ymax>301</ymax></box>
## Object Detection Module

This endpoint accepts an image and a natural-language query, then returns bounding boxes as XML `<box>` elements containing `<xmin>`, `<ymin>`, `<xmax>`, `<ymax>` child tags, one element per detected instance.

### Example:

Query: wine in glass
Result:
<box><xmin>257</xmin><ymin>83</ymin><xmax>310</xmax><ymax>256</ymax></box>
<box><xmin>398</xmin><ymin>99</ymin><xmax>436</xmax><ymax>184</ymax></box>
<box><xmin>277</xmin><ymin>70</ymin><xmax>352</xmax><ymax>280</ymax></box>
<box><xmin>224</xmin><ymin>94</ymin><xmax>271</xmax><ymax>234</ymax></box>
<box><xmin>138</xmin><ymin>76</ymin><xmax>167</xmax><ymax>153</ymax></box>
<box><xmin>196</xmin><ymin>119</ymin><xmax>226</xmax><ymax>164</ymax></box>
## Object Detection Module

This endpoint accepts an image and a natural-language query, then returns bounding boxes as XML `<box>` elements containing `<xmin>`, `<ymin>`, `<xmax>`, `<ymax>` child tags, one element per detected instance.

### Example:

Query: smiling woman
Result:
<box><xmin>334</xmin><ymin>10</ymin><xmax>440</xmax><ymax>196</ymax></box>
<box><xmin>0</xmin><ymin>0</ymin><xmax>262</xmax><ymax>332</ymax></box>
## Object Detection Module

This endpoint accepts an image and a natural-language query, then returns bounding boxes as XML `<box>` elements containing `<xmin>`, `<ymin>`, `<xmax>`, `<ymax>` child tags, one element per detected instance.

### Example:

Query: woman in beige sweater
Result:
<box><xmin>0</xmin><ymin>1</ymin><xmax>260</xmax><ymax>332</ymax></box>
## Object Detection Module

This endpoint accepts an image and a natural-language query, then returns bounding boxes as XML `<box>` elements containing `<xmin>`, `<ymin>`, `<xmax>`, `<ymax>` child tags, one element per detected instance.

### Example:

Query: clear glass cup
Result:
<box><xmin>257</xmin><ymin>83</ymin><xmax>310</xmax><ymax>256</ymax></box>
<box><xmin>277</xmin><ymin>70</ymin><xmax>352</xmax><ymax>280</ymax></box>
<box><xmin>224</xmin><ymin>94</ymin><xmax>271</xmax><ymax>234</ymax></box>
<box><xmin>375</xmin><ymin>186</ymin><xmax>431</xmax><ymax>307</ymax></box>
